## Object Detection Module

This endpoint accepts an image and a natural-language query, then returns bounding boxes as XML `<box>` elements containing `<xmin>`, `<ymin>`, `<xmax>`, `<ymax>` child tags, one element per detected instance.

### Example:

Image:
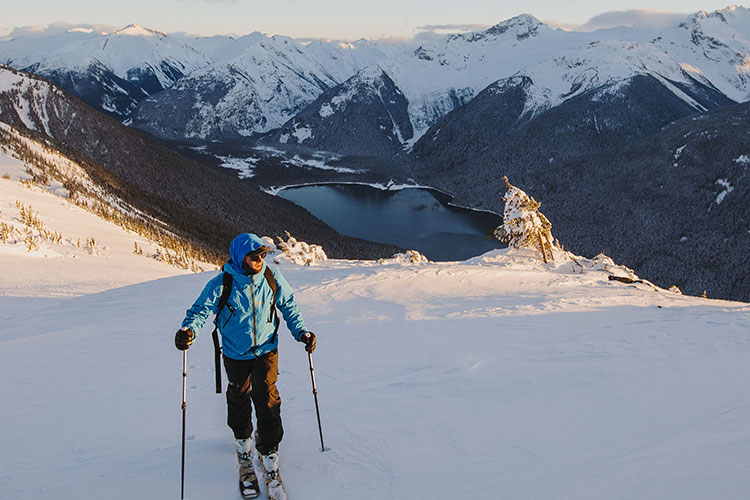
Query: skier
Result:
<box><xmin>175</xmin><ymin>233</ymin><xmax>316</xmax><ymax>499</ymax></box>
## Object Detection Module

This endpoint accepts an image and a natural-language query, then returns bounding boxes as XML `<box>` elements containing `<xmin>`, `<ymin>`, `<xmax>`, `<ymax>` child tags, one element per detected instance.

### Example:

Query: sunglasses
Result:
<box><xmin>248</xmin><ymin>251</ymin><xmax>268</xmax><ymax>262</ymax></box>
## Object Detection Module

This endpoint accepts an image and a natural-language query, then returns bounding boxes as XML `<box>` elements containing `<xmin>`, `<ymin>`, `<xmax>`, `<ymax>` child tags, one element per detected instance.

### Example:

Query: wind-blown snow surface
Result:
<box><xmin>2</xmin><ymin>219</ymin><xmax>750</xmax><ymax>500</ymax></box>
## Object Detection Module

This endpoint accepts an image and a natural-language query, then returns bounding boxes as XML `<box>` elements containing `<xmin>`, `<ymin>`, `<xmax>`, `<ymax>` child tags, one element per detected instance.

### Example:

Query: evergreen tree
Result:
<box><xmin>494</xmin><ymin>176</ymin><xmax>555</xmax><ymax>262</ymax></box>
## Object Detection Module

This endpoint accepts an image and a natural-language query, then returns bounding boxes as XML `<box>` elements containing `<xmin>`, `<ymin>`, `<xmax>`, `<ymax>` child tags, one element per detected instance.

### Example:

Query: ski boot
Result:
<box><xmin>261</xmin><ymin>447</ymin><xmax>287</xmax><ymax>500</ymax></box>
<box><xmin>236</xmin><ymin>438</ymin><xmax>260</xmax><ymax>499</ymax></box>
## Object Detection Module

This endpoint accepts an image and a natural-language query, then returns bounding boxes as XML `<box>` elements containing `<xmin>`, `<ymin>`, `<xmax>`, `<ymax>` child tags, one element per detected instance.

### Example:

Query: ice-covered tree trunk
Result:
<box><xmin>494</xmin><ymin>176</ymin><xmax>555</xmax><ymax>262</ymax></box>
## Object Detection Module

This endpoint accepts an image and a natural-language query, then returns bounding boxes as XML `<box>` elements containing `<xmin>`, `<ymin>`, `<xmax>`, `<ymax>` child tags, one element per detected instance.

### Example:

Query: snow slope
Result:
<box><xmin>0</xmin><ymin>132</ymin><xmax>216</xmax><ymax>296</ymax></box>
<box><xmin>654</xmin><ymin>6</ymin><xmax>750</xmax><ymax>103</ymax></box>
<box><xmin>1</xmin><ymin>201</ymin><xmax>749</xmax><ymax>499</ymax></box>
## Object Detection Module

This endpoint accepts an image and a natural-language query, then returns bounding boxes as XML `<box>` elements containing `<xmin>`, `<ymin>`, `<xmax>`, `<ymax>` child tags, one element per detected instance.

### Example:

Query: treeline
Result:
<box><xmin>0</xmin><ymin>126</ymin><xmax>225</xmax><ymax>269</ymax></box>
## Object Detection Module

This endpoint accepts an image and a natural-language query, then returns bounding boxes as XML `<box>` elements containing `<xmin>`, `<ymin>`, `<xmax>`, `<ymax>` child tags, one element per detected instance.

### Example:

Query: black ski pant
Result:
<box><xmin>224</xmin><ymin>350</ymin><xmax>283</xmax><ymax>455</ymax></box>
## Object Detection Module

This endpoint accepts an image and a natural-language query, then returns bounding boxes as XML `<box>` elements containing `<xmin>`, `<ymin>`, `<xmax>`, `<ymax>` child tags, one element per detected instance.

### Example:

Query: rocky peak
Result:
<box><xmin>112</xmin><ymin>24</ymin><xmax>166</xmax><ymax>38</ymax></box>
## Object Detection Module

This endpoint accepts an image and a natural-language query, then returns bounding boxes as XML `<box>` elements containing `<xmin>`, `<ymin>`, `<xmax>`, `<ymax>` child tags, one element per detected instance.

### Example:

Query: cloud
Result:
<box><xmin>548</xmin><ymin>9</ymin><xmax>687</xmax><ymax>32</ymax></box>
<box><xmin>9</xmin><ymin>22</ymin><xmax>119</xmax><ymax>38</ymax></box>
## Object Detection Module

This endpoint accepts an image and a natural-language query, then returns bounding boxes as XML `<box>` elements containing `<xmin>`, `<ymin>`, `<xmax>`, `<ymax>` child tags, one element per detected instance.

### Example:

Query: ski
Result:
<box><xmin>236</xmin><ymin>438</ymin><xmax>261</xmax><ymax>499</ymax></box>
<box><xmin>238</xmin><ymin>458</ymin><xmax>260</xmax><ymax>499</ymax></box>
<box><xmin>260</xmin><ymin>452</ymin><xmax>288</xmax><ymax>500</ymax></box>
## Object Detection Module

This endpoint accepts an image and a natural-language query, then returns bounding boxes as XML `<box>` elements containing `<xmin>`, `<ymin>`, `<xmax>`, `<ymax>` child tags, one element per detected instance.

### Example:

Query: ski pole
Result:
<box><xmin>307</xmin><ymin>352</ymin><xmax>325</xmax><ymax>452</ymax></box>
<box><xmin>181</xmin><ymin>350</ymin><xmax>188</xmax><ymax>499</ymax></box>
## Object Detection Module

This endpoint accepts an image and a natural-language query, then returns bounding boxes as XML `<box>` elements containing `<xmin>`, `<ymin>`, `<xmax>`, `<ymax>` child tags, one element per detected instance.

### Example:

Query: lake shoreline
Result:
<box><xmin>276</xmin><ymin>183</ymin><xmax>506</xmax><ymax>261</ymax></box>
<box><xmin>267</xmin><ymin>181</ymin><xmax>503</xmax><ymax>217</ymax></box>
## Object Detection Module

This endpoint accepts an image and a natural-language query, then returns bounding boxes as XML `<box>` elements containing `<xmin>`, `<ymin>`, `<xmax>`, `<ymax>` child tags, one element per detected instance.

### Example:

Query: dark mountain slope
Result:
<box><xmin>411</xmin><ymin>88</ymin><xmax>750</xmax><ymax>300</ymax></box>
<box><xmin>0</xmin><ymin>66</ymin><xmax>401</xmax><ymax>259</ymax></box>
<box><xmin>24</xmin><ymin>61</ymin><xmax>146</xmax><ymax>118</ymax></box>
<box><xmin>411</xmin><ymin>74</ymin><xmax>732</xmax><ymax>181</ymax></box>
<box><xmin>263</xmin><ymin>68</ymin><xmax>413</xmax><ymax>158</ymax></box>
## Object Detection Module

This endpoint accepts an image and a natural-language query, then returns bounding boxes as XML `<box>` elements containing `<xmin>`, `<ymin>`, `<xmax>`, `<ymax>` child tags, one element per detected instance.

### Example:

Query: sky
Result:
<box><xmin>0</xmin><ymin>1</ymin><xmax>743</xmax><ymax>40</ymax></box>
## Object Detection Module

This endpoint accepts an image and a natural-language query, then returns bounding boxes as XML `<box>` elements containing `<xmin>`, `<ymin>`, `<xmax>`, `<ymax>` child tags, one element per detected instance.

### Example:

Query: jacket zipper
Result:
<box><xmin>250</xmin><ymin>275</ymin><xmax>258</xmax><ymax>347</ymax></box>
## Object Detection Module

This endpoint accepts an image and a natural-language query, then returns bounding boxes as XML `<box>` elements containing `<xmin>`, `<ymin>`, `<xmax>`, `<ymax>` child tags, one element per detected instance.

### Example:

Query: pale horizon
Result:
<box><xmin>0</xmin><ymin>2</ymin><xmax>745</xmax><ymax>41</ymax></box>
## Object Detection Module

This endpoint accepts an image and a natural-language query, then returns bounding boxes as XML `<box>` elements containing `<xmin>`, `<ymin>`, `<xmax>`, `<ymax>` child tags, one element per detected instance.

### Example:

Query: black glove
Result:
<box><xmin>175</xmin><ymin>328</ymin><xmax>195</xmax><ymax>351</ymax></box>
<box><xmin>301</xmin><ymin>332</ymin><xmax>316</xmax><ymax>353</ymax></box>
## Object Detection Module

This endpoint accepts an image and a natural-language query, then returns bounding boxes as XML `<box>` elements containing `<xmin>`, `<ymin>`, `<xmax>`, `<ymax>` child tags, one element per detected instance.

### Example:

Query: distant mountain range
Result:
<box><xmin>0</xmin><ymin>25</ymin><xmax>390</xmax><ymax>140</ymax></box>
<box><xmin>1</xmin><ymin>7</ymin><xmax>749</xmax><ymax>301</ymax></box>
<box><xmin>275</xmin><ymin>8</ymin><xmax>750</xmax><ymax>157</ymax></box>
<box><xmin>2</xmin><ymin>8</ymin><xmax>748</xmax><ymax>148</ymax></box>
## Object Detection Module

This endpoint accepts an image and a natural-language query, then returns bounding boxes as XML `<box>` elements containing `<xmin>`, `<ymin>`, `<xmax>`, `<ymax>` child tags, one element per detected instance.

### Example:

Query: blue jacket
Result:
<box><xmin>181</xmin><ymin>258</ymin><xmax>308</xmax><ymax>360</ymax></box>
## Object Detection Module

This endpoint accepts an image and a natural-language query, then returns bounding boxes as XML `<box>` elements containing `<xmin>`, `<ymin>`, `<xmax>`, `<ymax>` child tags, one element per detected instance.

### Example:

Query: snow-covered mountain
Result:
<box><xmin>411</xmin><ymin>38</ymin><xmax>735</xmax><ymax>169</ymax></box>
<box><xmin>503</xmin><ymin>6</ymin><xmax>750</xmax><ymax>117</ymax></box>
<box><xmin>270</xmin><ymin>15</ymin><xmax>583</xmax><ymax>154</ymax></box>
<box><xmin>275</xmin><ymin>7</ymin><xmax>750</xmax><ymax>157</ymax></box>
<box><xmin>654</xmin><ymin>6</ymin><xmax>750</xmax><ymax>102</ymax></box>
<box><xmin>0</xmin><ymin>24</ymin><xmax>211</xmax><ymax>117</ymax></box>
<box><xmin>3</xmin><ymin>8</ymin><xmax>748</xmax><ymax>149</ymax></box>
<box><xmin>131</xmin><ymin>35</ymin><xmax>389</xmax><ymax>141</ymax></box>
<box><xmin>0</xmin><ymin>25</ymin><xmax>389</xmax><ymax>135</ymax></box>
<box><xmin>383</xmin><ymin>15</ymin><xmax>585</xmax><ymax>139</ymax></box>
<box><xmin>265</xmin><ymin>65</ymin><xmax>414</xmax><ymax>157</ymax></box>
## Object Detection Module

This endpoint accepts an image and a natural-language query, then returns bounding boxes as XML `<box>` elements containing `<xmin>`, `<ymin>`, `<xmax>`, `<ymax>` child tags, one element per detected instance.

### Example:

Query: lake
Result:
<box><xmin>277</xmin><ymin>184</ymin><xmax>505</xmax><ymax>261</ymax></box>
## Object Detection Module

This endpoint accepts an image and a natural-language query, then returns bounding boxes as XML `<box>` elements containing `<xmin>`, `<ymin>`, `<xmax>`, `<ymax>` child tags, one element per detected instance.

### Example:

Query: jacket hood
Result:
<box><xmin>229</xmin><ymin>233</ymin><xmax>270</xmax><ymax>275</ymax></box>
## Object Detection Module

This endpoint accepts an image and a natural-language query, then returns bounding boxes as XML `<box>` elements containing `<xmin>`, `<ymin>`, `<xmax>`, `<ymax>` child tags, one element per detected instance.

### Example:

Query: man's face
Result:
<box><xmin>243</xmin><ymin>252</ymin><xmax>265</xmax><ymax>274</ymax></box>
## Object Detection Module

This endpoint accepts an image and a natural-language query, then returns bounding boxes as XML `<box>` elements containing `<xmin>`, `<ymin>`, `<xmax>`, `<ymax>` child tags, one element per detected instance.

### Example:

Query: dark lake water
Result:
<box><xmin>277</xmin><ymin>184</ymin><xmax>505</xmax><ymax>261</ymax></box>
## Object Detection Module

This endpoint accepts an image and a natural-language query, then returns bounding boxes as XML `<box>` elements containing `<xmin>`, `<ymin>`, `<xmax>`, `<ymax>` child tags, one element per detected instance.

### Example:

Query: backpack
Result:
<box><xmin>211</xmin><ymin>267</ymin><xmax>279</xmax><ymax>394</ymax></box>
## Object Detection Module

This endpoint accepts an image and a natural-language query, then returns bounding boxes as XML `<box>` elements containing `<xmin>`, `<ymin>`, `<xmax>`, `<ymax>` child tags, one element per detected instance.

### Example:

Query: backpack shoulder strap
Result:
<box><xmin>212</xmin><ymin>271</ymin><xmax>233</xmax><ymax>395</ymax></box>
<box><xmin>264</xmin><ymin>266</ymin><xmax>277</xmax><ymax>301</ymax></box>
<box><xmin>264</xmin><ymin>266</ymin><xmax>280</xmax><ymax>334</ymax></box>
<box><xmin>217</xmin><ymin>272</ymin><xmax>234</xmax><ymax>318</ymax></box>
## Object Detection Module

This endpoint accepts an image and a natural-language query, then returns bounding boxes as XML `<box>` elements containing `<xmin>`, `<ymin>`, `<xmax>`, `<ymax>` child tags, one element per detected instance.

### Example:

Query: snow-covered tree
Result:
<box><xmin>378</xmin><ymin>249</ymin><xmax>429</xmax><ymax>264</ymax></box>
<box><xmin>494</xmin><ymin>176</ymin><xmax>555</xmax><ymax>262</ymax></box>
<box><xmin>272</xmin><ymin>232</ymin><xmax>327</xmax><ymax>266</ymax></box>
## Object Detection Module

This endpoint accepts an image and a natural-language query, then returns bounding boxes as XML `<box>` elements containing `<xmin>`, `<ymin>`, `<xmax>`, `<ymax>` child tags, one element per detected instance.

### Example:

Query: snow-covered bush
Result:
<box><xmin>378</xmin><ymin>249</ymin><xmax>429</xmax><ymax>265</ymax></box>
<box><xmin>274</xmin><ymin>232</ymin><xmax>327</xmax><ymax>266</ymax></box>
<box><xmin>494</xmin><ymin>176</ymin><xmax>555</xmax><ymax>262</ymax></box>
